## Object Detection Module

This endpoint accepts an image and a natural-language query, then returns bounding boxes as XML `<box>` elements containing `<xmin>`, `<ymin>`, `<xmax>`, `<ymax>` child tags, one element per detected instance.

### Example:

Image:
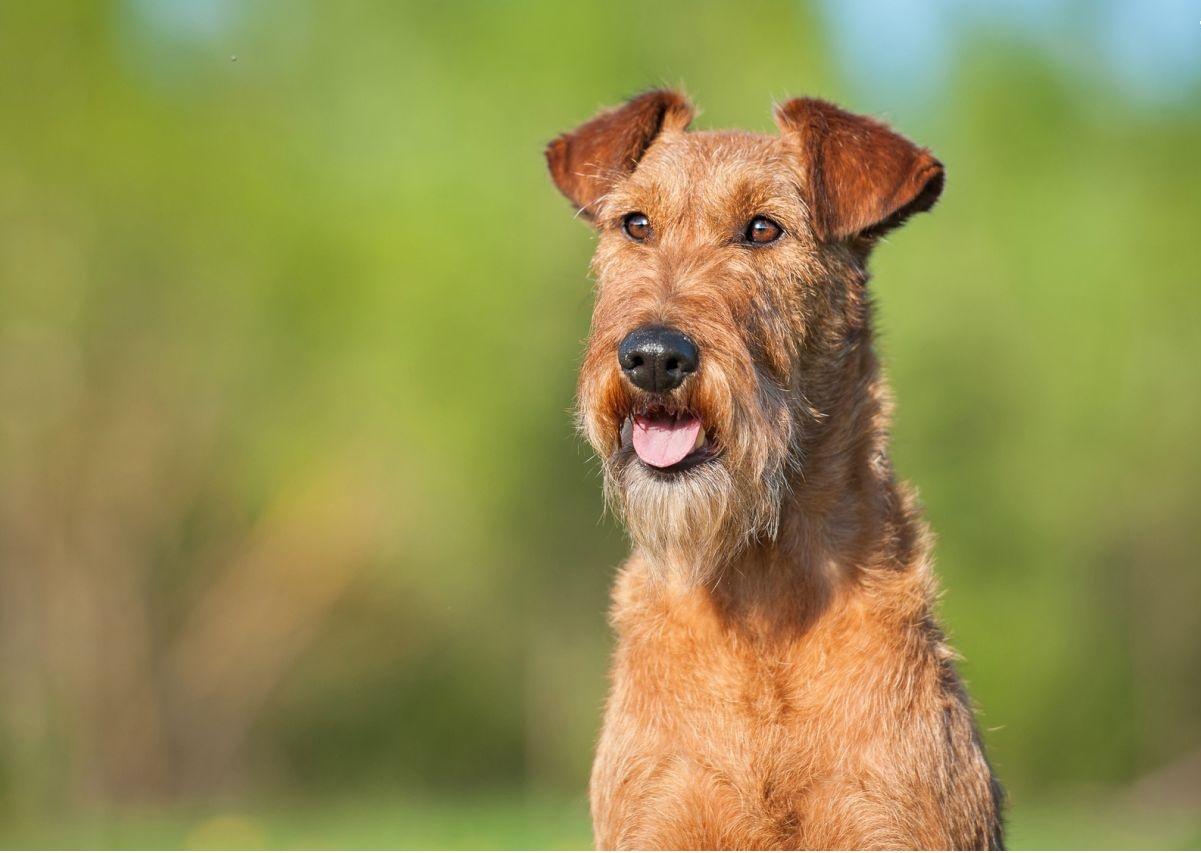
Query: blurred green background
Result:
<box><xmin>1</xmin><ymin>1</ymin><xmax>1199</xmax><ymax>848</ymax></box>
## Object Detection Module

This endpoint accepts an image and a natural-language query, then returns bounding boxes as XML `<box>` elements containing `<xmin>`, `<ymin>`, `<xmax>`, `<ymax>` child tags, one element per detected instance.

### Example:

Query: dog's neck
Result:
<box><xmin>704</xmin><ymin>325</ymin><xmax>925</xmax><ymax>627</ymax></box>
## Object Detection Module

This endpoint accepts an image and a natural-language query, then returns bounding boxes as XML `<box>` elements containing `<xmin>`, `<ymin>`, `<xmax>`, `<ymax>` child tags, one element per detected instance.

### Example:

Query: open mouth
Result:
<box><xmin>619</xmin><ymin>405</ymin><xmax>718</xmax><ymax>473</ymax></box>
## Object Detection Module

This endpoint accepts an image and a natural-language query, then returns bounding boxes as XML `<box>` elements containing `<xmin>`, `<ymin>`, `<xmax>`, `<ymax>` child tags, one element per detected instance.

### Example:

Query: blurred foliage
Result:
<box><xmin>0</xmin><ymin>0</ymin><xmax>1198</xmax><ymax>847</ymax></box>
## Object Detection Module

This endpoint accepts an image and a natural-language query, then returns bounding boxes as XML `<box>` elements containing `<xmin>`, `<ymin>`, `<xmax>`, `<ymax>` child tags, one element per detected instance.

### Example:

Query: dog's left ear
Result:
<box><xmin>774</xmin><ymin>98</ymin><xmax>944</xmax><ymax>246</ymax></box>
<box><xmin>546</xmin><ymin>89</ymin><xmax>694</xmax><ymax>221</ymax></box>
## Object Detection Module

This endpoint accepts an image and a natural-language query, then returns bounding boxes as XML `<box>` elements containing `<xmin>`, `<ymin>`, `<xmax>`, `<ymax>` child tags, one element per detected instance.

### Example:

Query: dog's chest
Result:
<box><xmin>593</xmin><ymin>573</ymin><xmax>910</xmax><ymax>847</ymax></box>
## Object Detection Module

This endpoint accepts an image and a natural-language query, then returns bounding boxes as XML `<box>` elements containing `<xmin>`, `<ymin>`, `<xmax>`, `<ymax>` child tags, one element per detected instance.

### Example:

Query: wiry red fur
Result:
<box><xmin>546</xmin><ymin>90</ymin><xmax>1003</xmax><ymax>850</ymax></box>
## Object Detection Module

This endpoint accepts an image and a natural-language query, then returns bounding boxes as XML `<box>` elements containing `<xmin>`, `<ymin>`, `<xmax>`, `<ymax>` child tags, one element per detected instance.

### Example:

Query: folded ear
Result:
<box><xmin>546</xmin><ymin>89</ymin><xmax>694</xmax><ymax>221</ymax></box>
<box><xmin>774</xmin><ymin>97</ymin><xmax>944</xmax><ymax>245</ymax></box>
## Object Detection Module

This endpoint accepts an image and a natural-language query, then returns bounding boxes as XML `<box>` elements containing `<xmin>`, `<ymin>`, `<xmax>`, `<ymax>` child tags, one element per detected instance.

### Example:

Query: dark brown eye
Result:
<box><xmin>745</xmin><ymin>216</ymin><xmax>782</xmax><ymax>244</ymax></box>
<box><xmin>622</xmin><ymin>212</ymin><xmax>651</xmax><ymax>242</ymax></box>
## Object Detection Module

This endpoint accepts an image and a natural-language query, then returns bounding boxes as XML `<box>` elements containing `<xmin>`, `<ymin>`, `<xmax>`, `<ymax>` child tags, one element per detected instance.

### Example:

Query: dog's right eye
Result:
<box><xmin>622</xmin><ymin>212</ymin><xmax>651</xmax><ymax>242</ymax></box>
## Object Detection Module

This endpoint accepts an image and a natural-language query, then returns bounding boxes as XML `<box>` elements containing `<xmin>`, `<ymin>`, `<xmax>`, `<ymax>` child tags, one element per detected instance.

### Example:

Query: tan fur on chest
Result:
<box><xmin>592</xmin><ymin>560</ymin><xmax>989</xmax><ymax>850</ymax></box>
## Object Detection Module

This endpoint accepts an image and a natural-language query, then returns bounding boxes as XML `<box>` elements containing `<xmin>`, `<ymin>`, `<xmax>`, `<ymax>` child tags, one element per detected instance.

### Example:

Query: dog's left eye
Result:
<box><xmin>744</xmin><ymin>216</ymin><xmax>782</xmax><ymax>245</ymax></box>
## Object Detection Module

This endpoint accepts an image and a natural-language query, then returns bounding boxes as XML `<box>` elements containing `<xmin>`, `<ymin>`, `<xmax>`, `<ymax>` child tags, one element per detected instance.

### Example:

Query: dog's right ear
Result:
<box><xmin>546</xmin><ymin>90</ymin><xmax>694</xmax><ymax>222</ymax></box>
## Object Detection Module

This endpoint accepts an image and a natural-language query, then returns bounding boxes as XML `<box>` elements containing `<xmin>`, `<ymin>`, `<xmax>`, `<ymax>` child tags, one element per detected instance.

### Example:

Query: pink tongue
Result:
<box><xmin>631</xmin><ymin>414</ymin><xmax>702</xmax><ymax>468</ymax></box>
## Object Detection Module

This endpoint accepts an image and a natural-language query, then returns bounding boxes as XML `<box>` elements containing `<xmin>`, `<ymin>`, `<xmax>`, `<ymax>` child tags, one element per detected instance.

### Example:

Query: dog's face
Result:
<box><xmin>547</xmin><ymin>92</ymin><xmax>942</xmax><ymax>576</ymax></box>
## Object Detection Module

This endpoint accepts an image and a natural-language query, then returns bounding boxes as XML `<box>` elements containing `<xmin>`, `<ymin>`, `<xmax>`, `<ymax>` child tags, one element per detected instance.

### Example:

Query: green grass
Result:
<box><xmin>0</xmin><ymin>794</ymin><xmax>591</xmax><ymax>849</ymax></box>
<box><xmin>2</xmin><ymin>794</ymin><xmax>1197</xmax><ymax>850</ymax></box>
<box><xmin>1005</xmin><ymin>801</ymin><xmax>1201</xmax><ymax>851</ymax></box>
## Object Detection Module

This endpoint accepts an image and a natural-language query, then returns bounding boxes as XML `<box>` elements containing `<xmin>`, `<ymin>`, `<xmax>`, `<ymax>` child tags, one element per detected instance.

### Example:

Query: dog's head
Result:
<box><xmin>546</xmin><ymin>91</ymin><xmax>943</xmax><ymax>577</ymax></box>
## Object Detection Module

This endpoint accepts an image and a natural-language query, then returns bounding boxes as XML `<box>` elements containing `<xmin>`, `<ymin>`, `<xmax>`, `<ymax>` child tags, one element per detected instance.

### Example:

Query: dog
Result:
<box><xmin>545</xmin><ymin>91</ymin><xmax>1003</xmax><ymax>850</ymax></box>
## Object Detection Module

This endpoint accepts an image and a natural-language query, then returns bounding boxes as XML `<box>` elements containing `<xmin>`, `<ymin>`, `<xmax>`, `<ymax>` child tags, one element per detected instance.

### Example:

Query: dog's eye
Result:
<box><xmin>622</xmin><ymin>212</ymin><xmax>651</xmax><ymax>242</ymax></box>
<box><xmin>744</xmin><ymin>216</ymin><xmax>782</xmax><ymax>245</ymax></box>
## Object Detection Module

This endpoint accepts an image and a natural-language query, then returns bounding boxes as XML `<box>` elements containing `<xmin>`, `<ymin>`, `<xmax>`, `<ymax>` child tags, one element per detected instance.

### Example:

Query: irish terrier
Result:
<box><xmin>546</xmin><ymin>91</ymin><xmax>1003</xmax><ymax>850</ymax></box>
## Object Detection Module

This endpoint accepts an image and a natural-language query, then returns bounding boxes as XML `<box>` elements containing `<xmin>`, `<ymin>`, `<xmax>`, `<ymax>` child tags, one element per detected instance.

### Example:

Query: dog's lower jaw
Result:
<box><xmin>606</xmin><ymin>457</ymin><xmax>785</xmax><ymax>586</ymax></box>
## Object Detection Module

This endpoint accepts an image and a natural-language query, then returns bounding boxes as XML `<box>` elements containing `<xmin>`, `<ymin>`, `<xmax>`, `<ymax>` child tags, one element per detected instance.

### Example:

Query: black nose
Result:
<box><xmin>617</xmin><ymin>326</ymin><xmax>699</xmax><ymax>394</ymax></box>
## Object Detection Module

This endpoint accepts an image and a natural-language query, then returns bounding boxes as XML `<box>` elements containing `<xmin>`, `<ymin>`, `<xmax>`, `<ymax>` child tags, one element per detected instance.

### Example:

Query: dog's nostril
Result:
<box><xmin>617</xmin><ymin>326</ymin><xmax>700</xmax><ymax>394</ymax></box>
